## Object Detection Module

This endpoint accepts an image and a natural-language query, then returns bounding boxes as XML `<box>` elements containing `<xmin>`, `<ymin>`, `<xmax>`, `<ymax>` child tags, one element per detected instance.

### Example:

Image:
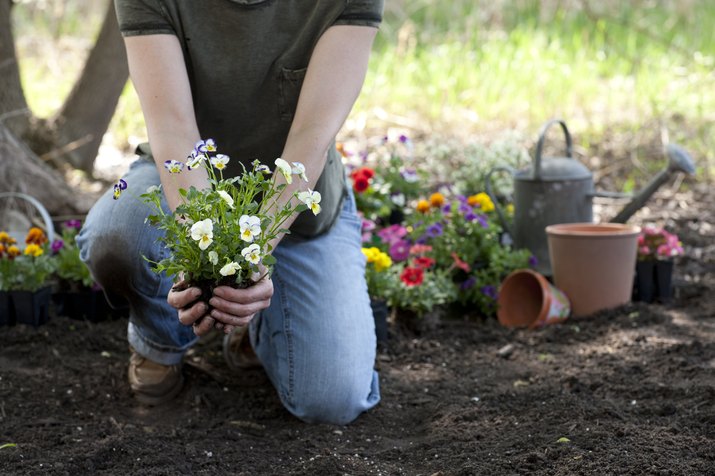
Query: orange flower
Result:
<box><xmin>416</xmin><ymin>199</ymin><xmax>430</xmax><ymax>213</ymax></box>
<box><xmin>25</xmin><ymin>227</ymin><xmax>47</xmax><ymax>246</ymax></box>
<box><xmin>0</xmin><ymin>243</ymin><xmax>5</xmax><ymax>256</ymax></box>
<box><xmin>429</xmin><ymin>192</ymin><xmax>445</xmax><ymax>208</ymax></box>
<box><xmin>7</xmin><ymin>245</ymin><xmax>20</xmax><ymax>258</ymax></box>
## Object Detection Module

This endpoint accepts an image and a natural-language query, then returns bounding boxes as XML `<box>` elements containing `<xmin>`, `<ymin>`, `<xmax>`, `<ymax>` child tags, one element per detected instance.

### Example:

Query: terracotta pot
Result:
<box><xmin>546</xmin><ymin>223</ymin><xmax>640</xmax><ymax>317</ymax></box>
<box><xmin>497</xmin><ymin>269</ymin><xmax>570</xmax><ymax>329</ymax></box>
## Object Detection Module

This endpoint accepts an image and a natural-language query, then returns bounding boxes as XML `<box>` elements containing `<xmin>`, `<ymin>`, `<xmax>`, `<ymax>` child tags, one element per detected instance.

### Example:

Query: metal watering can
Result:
<box><xmin>485</xmin><ymin>119</ymin><xmax>696</xmax><ymax>276</ymax></box>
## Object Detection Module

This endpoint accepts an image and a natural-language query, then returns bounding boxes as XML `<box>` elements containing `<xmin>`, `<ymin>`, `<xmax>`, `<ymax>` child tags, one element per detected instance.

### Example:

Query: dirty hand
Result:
<box><xmin>209</xmin><ymin>271</ymin><xmax>273</xmax><ymax>335</ymax></box>
<box><xmin>167</xmin><ymin>281</ymin><xmax>216</xmax><ymax>336</ymax></box>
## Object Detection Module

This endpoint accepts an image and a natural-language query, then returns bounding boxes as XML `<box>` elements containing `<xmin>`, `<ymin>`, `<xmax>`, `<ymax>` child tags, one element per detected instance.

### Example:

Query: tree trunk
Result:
<box><xmin>0</xmin><ymin>123</ymin><xmax>93</xmax><ymax>216</ymax></box>
<box><xmin>0</xmin><ymin>0</ymin><xmax>30</xmax><ymax>138</ymax></box>
<box><xmin>51</xmin><ymin>0</ymin><xmax>128</xmax><ymax>173</ymax></box>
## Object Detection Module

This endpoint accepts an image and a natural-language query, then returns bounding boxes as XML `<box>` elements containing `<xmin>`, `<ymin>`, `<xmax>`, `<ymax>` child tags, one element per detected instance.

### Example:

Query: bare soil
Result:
<box><xmin>1</xmin><ymin>185</ymin><xmax>713</xmax><ymax>475</ymax></box>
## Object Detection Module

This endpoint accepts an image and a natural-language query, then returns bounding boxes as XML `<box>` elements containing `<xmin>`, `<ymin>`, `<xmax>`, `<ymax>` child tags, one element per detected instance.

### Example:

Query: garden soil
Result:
<box><xmin>1</xmin><ymin>184</ymin><xmax>713</xmax><ymax>475</ymax></box>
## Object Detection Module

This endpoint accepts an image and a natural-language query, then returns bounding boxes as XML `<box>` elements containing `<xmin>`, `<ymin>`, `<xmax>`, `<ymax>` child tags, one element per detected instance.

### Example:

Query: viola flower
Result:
<box><xmin>416</xmin><ymin>199</ymin><xmax>430</xmax><ymax>213</ymax></box>
<box><xmin>164</xmin><ymin>160</ymin><xmax>184</xmax><ymax>174</ymax></box>
<box><xmin>425</xmin><ymin>222</ymin><xmax>443</xmax><ymax>238</ymax></box>
<box><xmin>460</xmin><ymin>276</ymin><xmax>477</xmax><ymax>290</ymax></box>
<box><xmin>64</xmin><ymin>219</ymin><xmax>83</xmax><ymax>230</ymax></box>
<box><xmin>204</xmin><ymin>138</ymin><xmax>217</xmax><ymax>152</ymax></box>
<box><xmin>208</xmin><ymin>251</ymin><xmax>219</xmax><ymax>266</ymax></box>
<box><xmin>298</xmin><ymin>189</ymin><xmax>322</xmax><ymax>215</ymax></box>
<box><xmin>190</xmin><ymin>219</ymin><xmax>213</xmax><ymax>250</ymax></box>
<box><xmin>241</xmin><ymin>243</ymin><xmax>261</xmax><ymax>265</ymax></box>
<box><xmin>481</xmin><ymin>285</ymin><xmax>498</xmax><ymax>300</ymax></box>
<box><xmin>255</xmin><ymin>164</ymin><xmax>271</xmax><ymax>174</ymax></box>
<box><xmin>219</xmin><ymin>261</ymin><xmax>241</xmax><ymax>276</ymax></box>
<box><xmin>217</xmin><ymin>190</ymin><xmax>234</xmax><ymax>209</ymax></box>
<box><xmin>239</xmin><ymin>215</ymin><xmax>262</xmax><ymax>243</ymax></box>
<box><xmin>274</xmin><ymin>158</ymin><xmax>293</xmax><ymax>184</ymax></box>
<box><xmin>389</xmin><ymin>239</ymin><xmax>411</xmax><ymax>262</ymax></box>
<box><xmin>528</xmin><ymin>255</ymin><xmax>539</xmax><ymax>268</ymax></box>
<box><xmin>429</xmin><ymin>192</ymin><xmax>445</xmax><ymax>208</ymax></box>
<box><xmin>24</xmin><ymin>243</ymin><xmax>44</xmax><ymax>257</ymax></box>
<box><xmin>25</xmin><ymin>227</ymin><xmax>47</xmax><ymax>245</ymax></box>
<box><xmin>401</xmin><ymin>168</ymin><xmax>419</xmax><ymax>183</ymax></box>
<box><xmin>451</xmin><ymin>252</ymin><xmax>471</xmax><ymax>272</ymax></box>
<box><xmin>146</xmin><ymin>185</ymin><xmax>161</xmax><ymax>194</ymax></box>
<box><xmin>414</xmin><ymin>256</ymin><xmax>435</xmax><ymax>269</ymax></box>
<box><xmin>210</xmin><ymin>154</ymin><xmax>230</xmax><ymax>171</ymax></box>
<box><xmin>51</xmin><ymin>239</ymin><xmax>64</xmax><ymax>254</ymax></box>
<box><xmin>113</xmin><ymin>178</ymin><xmax>127</xmax><ymax>200</ymax></box>
<box><xmin>186</xmin><ymin>149</ymin><xmax>204</xmax><ymax>170</ymax></box>
<box><xmin>291</xmin><ymin>162</ymin><xmax>309</xmax><ymax>182</ymax></box>
<box><xmin>400</xmin><ymin>266</ymin><xmax>424</xmax><ymax>287</ymax></box>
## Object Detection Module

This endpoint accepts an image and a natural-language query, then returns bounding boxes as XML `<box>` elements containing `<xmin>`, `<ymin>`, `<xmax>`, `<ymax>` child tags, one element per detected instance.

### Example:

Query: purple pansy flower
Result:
<box><xmin>64</xmin><ymin>219</ymin><xmax>82</xmax><ymax>230</ymax></box>
<box><xmin>389</xmin><ymin>239</ymin><xmax>411</xmax><ymax>262</ymax></box>
<box><xmin>460</xmin><ymin>277</ymin><xmax>477</xmax><ymax>290</ymax></box>
<box><xmin>481</xmin><ymin>285</ymin><xmax>498</xmax><ymax>300</ymax></box>
<box><xmin>425</xmin><ymin>222</ymin><xmax>443</xmax><ymax>238</ymax></box>
<box><xmin>51</xmin><ymin>239</ymin><xmax>64</xmax><ymax>254</ymax></box>
<box><xmin>528</xmin><ymin>255</ymin><xmax>539</xmax><ymax>268</ymax></box>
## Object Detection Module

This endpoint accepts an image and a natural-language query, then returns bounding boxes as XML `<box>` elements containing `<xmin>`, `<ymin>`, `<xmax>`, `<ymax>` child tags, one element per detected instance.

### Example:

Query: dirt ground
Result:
<box><xmin>1</xmin><ymin>185</ymin><xmax>713</xmax><ymax>475</ymax></box>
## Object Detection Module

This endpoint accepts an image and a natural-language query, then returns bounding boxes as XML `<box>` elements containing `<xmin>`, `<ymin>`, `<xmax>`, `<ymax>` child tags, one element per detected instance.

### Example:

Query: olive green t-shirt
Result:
<box><xmin>114</xmin><ymin>0</ymin><xmax>383</xmax><ymax>237</ymax></box>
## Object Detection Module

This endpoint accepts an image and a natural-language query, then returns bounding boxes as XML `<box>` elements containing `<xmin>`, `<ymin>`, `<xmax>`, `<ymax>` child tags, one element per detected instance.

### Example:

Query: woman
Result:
<box><xmin>77</xmin><ymin>0</ymin><xmax>383</xmax><ymax>425</ymax></box>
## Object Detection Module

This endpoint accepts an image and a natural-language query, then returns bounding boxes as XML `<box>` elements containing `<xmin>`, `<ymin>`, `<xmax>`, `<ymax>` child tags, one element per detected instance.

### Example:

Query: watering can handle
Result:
<box><xmin>534</xmin><ymin>119</ymin><xmax>573</xmax><ymax>180</ymax></box>
<box><xmin>484</xmin><ymin>166</ymin><xmax>514</xmax><ymax>236</ymax></box>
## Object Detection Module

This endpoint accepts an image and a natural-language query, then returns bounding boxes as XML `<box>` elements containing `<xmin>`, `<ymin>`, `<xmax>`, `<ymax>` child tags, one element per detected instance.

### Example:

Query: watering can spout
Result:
<box><xmin>609</xmin><ymin>143</ymin><xmax>696</xmax><ymax>224</ymax></box>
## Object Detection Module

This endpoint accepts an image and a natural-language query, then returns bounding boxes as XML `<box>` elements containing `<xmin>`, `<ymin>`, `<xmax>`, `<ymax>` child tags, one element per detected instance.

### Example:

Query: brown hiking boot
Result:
<box><xmin>223</xmin><ymin>326</ymin><xmax>262</xmax><ymax>371</ymax></box>
<box><xmin>128</xmin><ymin>347</ymin><xmax>184</xmax><ymax>405</ymax></box>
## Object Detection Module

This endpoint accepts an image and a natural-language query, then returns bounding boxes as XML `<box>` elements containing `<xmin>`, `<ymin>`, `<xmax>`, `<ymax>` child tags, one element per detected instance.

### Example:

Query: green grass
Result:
<box><xmin>13</xmin><ymin>0</ymin><xmax>715</xmax><ymax>180</ymax></box>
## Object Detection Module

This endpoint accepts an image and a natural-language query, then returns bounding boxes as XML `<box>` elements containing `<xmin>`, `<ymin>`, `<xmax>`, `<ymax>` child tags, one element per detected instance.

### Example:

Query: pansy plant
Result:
<box><xmin>119</xmin><ymin>139</ymin><xmax>319</xmax><ymax>288</ymax></box>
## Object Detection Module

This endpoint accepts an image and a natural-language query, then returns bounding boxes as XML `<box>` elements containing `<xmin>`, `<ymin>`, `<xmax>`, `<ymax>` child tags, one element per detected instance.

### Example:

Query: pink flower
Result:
<box><xmin>377</xmin><ymin>224</ymin><xmax>408</xmax><ymax>245</ymax></box>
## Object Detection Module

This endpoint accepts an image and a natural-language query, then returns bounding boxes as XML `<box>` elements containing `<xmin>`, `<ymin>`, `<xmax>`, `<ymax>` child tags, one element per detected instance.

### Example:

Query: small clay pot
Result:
<box><xmin>497</xmin><ymin>269</ymin><xmax>570</xmax><ymax>329</ymax></box>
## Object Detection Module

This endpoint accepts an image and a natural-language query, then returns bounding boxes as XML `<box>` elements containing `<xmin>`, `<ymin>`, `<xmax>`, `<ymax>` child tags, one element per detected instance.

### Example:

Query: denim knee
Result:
<box><xmin>287</xmin><ymin>369</ymin><xmax>379</xmax><ymax>425</ymax></box>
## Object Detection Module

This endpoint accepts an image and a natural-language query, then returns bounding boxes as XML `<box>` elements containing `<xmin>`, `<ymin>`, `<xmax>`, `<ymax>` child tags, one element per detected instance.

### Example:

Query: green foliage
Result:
<box><xmin>53</xmin><ymin>222</ymin><xmax>94</xmax><ymax>289</ymax></box>
<box><xmin>0</xmin><ymin>230</ymin><xmax>55</xmax><ymax>292</ymax></box>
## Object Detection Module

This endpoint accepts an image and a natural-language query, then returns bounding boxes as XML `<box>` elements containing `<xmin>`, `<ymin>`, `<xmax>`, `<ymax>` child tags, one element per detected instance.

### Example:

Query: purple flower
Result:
<box><xmin>460</xmin><ymin>277</ymin><xmax>477</xmax><ymax>290</ymax></box>
<box><xmin>481</xmin><ymin>285</ymin><xmax>498</xmax><ymax>300</ymax></box>
<box><xmin>442</xmin><ymin>203</ymin><xmax>452</xmax><ymax>213</ymax></box>
<box><xmin>361</xmin><ymin>217</ymin><xmax>376</xmax><ymax>232</ymax></box>
<box><xmin>464</xmin><ymin>211</ymin><xmax>478</xmax><ymax>222</ymax></box>
<box><xmin>425</xmin><ymin>222</ymin><xmax>443</xmax><ymax>238</ymax></box>
<box><xmin>400</xmin><ymin>168</ymin><xmax>419</xmax><ymax>183</ymax></box>
<box><xmin>528</xmin><ymin>255</ymin><xmax>538</xmax><ymax>268</ymax></box>
<box><xmin>389</xmin><ymin>239</ymin><xmax>411</xmax><ymax>262</ymax></box>
<box><xmin>458</xmin><ymin>203</ymin><xmax>472</xmax><ymax>214</ymax></box>
<box><xmin>399</xmin><ymin>134</ymin><xmax>409</xmax><ymax>143</ymax></box>
<box><xmin>476</xmin><ymin>214</ymin><xmax>489</xmax><ymax>229</ymax></box>
<box><xmin>51</xmin><ymin>239</ymin><xmax>64</xmax><ymax>254</ymax></box>
<box><xmin>63</xmin><ymin>219</ymin><xmax>82</xmax><ymax>230</ymax></box>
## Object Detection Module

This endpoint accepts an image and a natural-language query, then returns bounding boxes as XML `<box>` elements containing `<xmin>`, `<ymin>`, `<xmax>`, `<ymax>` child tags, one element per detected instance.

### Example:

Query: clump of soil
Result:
<box><xmin>1</xmin><ymin>186</ymin><xmax>713</xmax><ymax>475</ymax></box>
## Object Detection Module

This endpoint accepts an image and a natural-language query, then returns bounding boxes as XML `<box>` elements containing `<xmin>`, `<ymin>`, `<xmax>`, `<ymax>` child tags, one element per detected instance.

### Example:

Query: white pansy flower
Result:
<box><xmin>291</xmin><ymin>162</ymin><xmax>308</xmax><ymax>182</ymax></box>
<box><xmin>239</xmin><ymin>215</ymin><xmax>262</xmax><ymax>243</ymax></box>
<box><xmin>164</xmin><ymin>160</ymin><xmax>184</xmax><ymax>174</ymax></box>
<box><xmin>241</xmin><ymin>243</ymin><xmax>261</xmax><ymax>265</ymax></box>
<box><xmin>190</xmin><ymin>218</ymin><xmax>213</xmax><ymax>250</ymax></box>
<box><xmin>217</xmin><ymin>190</ymin><xmax>234</xmax><ymax>208</ymax></box>
<box><xmin>255</xmin><ymin>164</ymin><xmax>271</xmax><ymax>174</ymax></box>
<box><xmin>187</xmin><ymin>149</ymin><xmax>204</xmax><ymax>170</ymax></box>
<box><xmin>219</xmin><ymin>261</ymin><xmax>241</xmax><ymax>276</ymax></box>
<box><xmin>274</xmin><ymin>158</ymin><xmax>292</xmax><ymax>184</ymax></box>
<box><xmin>210</xmin><ymin>154</ymin><xmax>230</xmax><ymax>171</ymax></box>
<box><xmin>208</xmin><ymin>251</ymin><xmax>219</xmax><ymax>265</ymax></box>
<box><xmin>205</xmin><ymin>138</ymin><xmax>217</xmax><ymax>152</ymax></box>
<box><xmin>146</xmin><ymin>185</ymin><xmax>161</xmax><ymax>194</ymax></box>
<box><xmin>298</xmin><ymin>189</ymin><xmax>322</xmax><ymax>215</ymax></box>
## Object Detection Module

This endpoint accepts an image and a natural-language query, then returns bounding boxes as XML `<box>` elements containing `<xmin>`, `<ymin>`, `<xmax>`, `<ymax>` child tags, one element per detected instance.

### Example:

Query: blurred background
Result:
<box><xmin>10</xmin><ymin>0</ymin><xmax>715</xmax><ymax>189</ymax></box>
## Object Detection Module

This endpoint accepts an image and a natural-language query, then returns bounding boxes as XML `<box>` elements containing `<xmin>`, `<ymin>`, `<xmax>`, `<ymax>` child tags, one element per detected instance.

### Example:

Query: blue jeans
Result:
<box><xmin>77</xmin><ymin>158</ymin><xmax>380</xmax><ymax>424</ymax></box>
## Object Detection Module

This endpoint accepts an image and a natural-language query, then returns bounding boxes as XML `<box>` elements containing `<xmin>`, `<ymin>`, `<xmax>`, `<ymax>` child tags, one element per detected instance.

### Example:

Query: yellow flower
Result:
<box><xmin>506</xmin><ymin>203</ymin><xmax>515</xmax><ymax>215</ymax></box>
<box><xmin>361</xmin><ymin>247</ymin><xmax>378</xmax><ymax>263</ymax></box>
<box><xmin>24</xmin><ymin>243</ymin><xmax>44</xmax><ymax>257</ymax></box>
<box><xmin>0</xmin><ymin>231</ymin><xmax>13</xmax><ymax>244</ymax></box>
<box><xmin>374</xmin><ymin>252</ymin><xmax>392</xmax><ymax>272</ymax></box>
<box><xmin>416</xmin><ymin>199</ymin><xmax>431</xmax><ymax>213</ymax></box>
<box><xmin>0</xmin><ymin>243</ymin><xmax>5</xmax><ymax>255</ymax></box>
<box><xmin>7</xmin><ymin>245</ymin><xmax>20</xmax><ymax>257</ymax></box>
<box><xmin>468</xmin><ymin>193</ymin><xmax>495</xmax><ymax>213</ymax></box>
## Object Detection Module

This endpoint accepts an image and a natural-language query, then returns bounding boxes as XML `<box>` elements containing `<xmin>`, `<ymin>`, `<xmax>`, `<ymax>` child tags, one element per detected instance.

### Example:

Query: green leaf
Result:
<box><xmin>0</xmin><ymin>443</ymin><xmax>17</xmax><ymax>450</ymax></box>
<box><xmin>557</xmin><ymin>437</ymin><xmax>571</xmax><ymax>443</ymax></box>
<box><xmin>262</xmin><ymin>254</ymin><xmax>276</xmax><ymax>266</ymax></box>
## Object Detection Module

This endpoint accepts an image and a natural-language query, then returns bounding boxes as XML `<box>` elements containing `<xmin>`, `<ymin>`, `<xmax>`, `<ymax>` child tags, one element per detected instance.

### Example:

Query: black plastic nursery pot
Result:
<box><xmin>12</xmin><ymin>286</ymin><xmax>52</xmax><ymax>327</ymax></box>
<box><xmin>0</xmin><ymin>290</ymin><xmax>16</xmax><ymax>326</ymax></box>
<box><xmin>54</xmin><ymin>289</ymin><xmax>115</xmax><ymax>323</ymax></box>
<box><xmin>655</xmin><ymin>260</ymin><xmax>674</xmax><ymax>304</ymax></box>
<box><xmin>634</xmin><ymin>260</ymin><xmax>675</xmax><ymax>304</ymax></box>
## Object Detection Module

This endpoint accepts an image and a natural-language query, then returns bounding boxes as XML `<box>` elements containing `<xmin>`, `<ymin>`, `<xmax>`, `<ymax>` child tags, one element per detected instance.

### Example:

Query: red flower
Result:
<box><xmin>414</xmin><ymin>256</ymin><xmax>435</xmax><ymax>269</ymax></box>
<box><xmin>400</xmin><ymin>266</ymin><xmax>424</xmax><ymax>286</ymax></box>
<box><xmin>353</xmin><ymin>176</ymin><xmax>370</xmax><ymax>193</ymax></box>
